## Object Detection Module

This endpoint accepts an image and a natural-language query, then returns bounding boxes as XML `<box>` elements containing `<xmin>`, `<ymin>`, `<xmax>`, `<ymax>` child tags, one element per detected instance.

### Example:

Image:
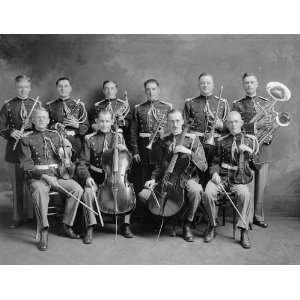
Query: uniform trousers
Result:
<box><xmin>29</xmin><ymin>178</ymin><xmax>83</xmax><ymax>228</ymax></box>
<box><xmin>203</xmin><ymin>181</ymin><xmax>252</xmax><ymax>230</ymax></box>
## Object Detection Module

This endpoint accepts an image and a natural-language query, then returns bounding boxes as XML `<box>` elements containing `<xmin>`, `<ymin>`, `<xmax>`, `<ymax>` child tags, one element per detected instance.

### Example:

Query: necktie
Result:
<box><xmin>20</xmin><ymin>100</ymin><xmax>28</xmax><ymax>121</ymax></box>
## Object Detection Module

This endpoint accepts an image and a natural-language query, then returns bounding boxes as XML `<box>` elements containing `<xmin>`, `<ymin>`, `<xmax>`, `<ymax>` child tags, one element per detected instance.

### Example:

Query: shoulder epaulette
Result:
<box><xmin>22</xmin><ymin>131</ymin><xmax>34</xmax><ymax>137</ymax></box>
<box><xmin>116</xmin><ymin>98</ymin><xmax>126</xmax><ymax>103</ymax></box>
<box><xmin>85</xmin><ymin>131</ymin><xmax>97</xmax><ymax>141</ymax></box>
<box><xmin>159</xmin><ymin>100</ymin><xmax>172</xmax><ymax>108</ymax></box>
<box><xmin>46</xmin><ymin>99</ymin><xmax>57</xmax><ymax>105</ymax></box>
<box><xmin>232</xmin><ymin>97</ymin><xmax>244</xmax><ymax>104</ymax></box>
<box><xmin>3</xmin><ymin>98</ymin><xmax>14</xmax><ymax>104</ymax></box>
<box><xmin>94</xmin><ymin>99</ymin><xmax>106</xmax><ymax>106</ymax></box>
<box><xmin>217</xmin><ymin>134</ymin><xmax>230</xmax><ymax>141</ymax></box>
<box><xmin>135</xmin><ymin>100</ymin><xmax>147</xmax><ymax>108</ymax></box>
<box><xmin>184</xmin><ymin>97</ymin><xmax>197</xmax><ymax>103</ymax></box>
<box><xmin>162</xmin><ymin>132</ymin><xmax>172</xmax><ymax>139</ymax></box>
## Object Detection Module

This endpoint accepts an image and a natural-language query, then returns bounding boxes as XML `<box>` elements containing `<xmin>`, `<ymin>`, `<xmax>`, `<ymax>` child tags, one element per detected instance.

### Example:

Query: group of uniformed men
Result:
<box><xmin>0</xmin><ymin>72</ymin><xmax>273</xmax><ymax>251</ymax></box>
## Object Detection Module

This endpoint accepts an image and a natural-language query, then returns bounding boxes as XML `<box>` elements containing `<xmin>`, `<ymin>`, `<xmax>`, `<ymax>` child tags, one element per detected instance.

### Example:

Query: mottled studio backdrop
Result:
<box><xmin>0</xmin><ymin>35</ymin><xmax>299</xmax><ymax>216</ymax></box>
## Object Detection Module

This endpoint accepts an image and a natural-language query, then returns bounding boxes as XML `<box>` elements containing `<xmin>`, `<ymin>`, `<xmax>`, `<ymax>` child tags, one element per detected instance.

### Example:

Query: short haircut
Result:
<box><xmin>167</xmin><ymin>109</ymin><xmax>183</xmax><ymax>119</ymax></box>
<box><xmin>97</xmin><ymin>109</ymin><xmax>113</xmax><ymax>120</ymax></box>
<box><xmin>56</xmin><ymin>76</ymin><xmax>71</xmax><ymax>86</ymax></box>
<box><xmin>226</xmin><ymin>110</ymin><xmax>242</xmax><ymax>122</ymax></box>
<box><xmin>144</xmin><ymin>78</ymin><xmax>159</xmax><ymax>88</ymax></box>
<box><xmin>198</xmin><ymin>72</ymin><xmax>213</xmax><ymax>81</ymax></box>
<box><xmin>102</xmin><ymin>80</ymin><xmax>117</xmax><ymax>89</ymax></box>
<box><xmin>242</xmin><ymin>72</ymin><xmax>257</xmax><ymax>81</ymax></box>
<box><xmin>15</xmin><ymin>75</ymin><xmax>31</xmax><ymax>83</ymax></box>
<box><xmin>32</xmin><ymin>107</ymin><xmax>49</xmax><ymax>119</ymax></box>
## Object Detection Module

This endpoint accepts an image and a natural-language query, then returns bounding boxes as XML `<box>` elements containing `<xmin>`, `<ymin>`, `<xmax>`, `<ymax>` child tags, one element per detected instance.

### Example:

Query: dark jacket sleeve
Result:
<box><xmin>76</xmin><ymin>138</ymin><xmax>91</xmax><ymax>183</ymax></box>
<box><xmin>76</xmin><ymin>102</ymin><xmax>89</xmax><ymax>136</ymax></box>
<box><xmin>0</xmin><ymin>103</ymin><xmax>14</xmax><ymax>141</ymax></box>
<box><xmin>209</xmin><ymin>140</ymin><xmax>222</xmax><ymax>177</ymax></box>
<box><xmin>183</xmin><ymin>101</ymin><xmax>190</xmax><ymax>123</ymax></box>
<box><xmin>129</xmin><ymin>106</ymin><xmax>139</xmax><ymax>155</ymax></box>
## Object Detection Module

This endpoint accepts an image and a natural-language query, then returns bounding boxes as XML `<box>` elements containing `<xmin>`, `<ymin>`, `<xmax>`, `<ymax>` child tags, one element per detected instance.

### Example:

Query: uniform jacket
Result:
<box><xmin>19</xmin><ymin>129</ymin><xmax>67</xmax><ymax>179</ymax></box>
<box><xmin>0</xmin><ymin>97</ymin><xmax>41</xmax><ymax>163</ymax></box>
<box><xmin>77</xmin><ymin>130</ymin><xmax>126</xmax><ymax>182</ymax></box>
<box><xmin>183</xmin><ymin>94</ymin><xmax>229</xmax><ymax>134</ymax></box>
<box><xmin>130</xmin><ymin>99</ymin><xmax>172</xmax><ymax>164</ymax></box>
<box><xmin>151</xmin><ymin>132</ymin><xmax>208</xmax><ymax>183</ymax></box>
<box><xmin>46</xmin><ymin>98</ymin><xmax>89</xmax><ymax>157</ymax></box>
<box><xmin>209</xmin><ymin>132</ymin><xmax>257</xmax><ymax>184</ymax></box>
<box><xmin>232</xmin><ymin>95</ymin><xmax>272</xmax><ymax>165</ymax></box>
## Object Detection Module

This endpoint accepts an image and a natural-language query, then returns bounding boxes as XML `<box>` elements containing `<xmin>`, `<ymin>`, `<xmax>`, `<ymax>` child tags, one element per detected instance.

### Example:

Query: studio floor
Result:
<box><xmin>0</xmin><ymin>192</ymin><xmax>299</xmax><ymax>265</ymax></box>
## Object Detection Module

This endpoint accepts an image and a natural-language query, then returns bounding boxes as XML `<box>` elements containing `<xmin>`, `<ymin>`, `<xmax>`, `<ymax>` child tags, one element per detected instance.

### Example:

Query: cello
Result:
<box><xmin>97</xmin><ymin>115</ymin><xmax>136</xmax><ymax>236</ymax></box>
<box><xmin>147</xmin><ymin>120</ymin><xmax>194</xmax><ymax>218</ymax></box>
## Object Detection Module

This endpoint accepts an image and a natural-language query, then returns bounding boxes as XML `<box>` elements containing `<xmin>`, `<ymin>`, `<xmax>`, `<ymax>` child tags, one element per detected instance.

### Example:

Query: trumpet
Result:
<box><xmin>146</xmin><ymin>115</ymin><xmax>167</xmax><ymax>150</ymax></box>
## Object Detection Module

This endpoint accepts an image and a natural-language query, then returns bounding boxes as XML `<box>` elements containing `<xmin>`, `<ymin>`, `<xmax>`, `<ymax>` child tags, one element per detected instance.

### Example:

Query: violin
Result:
<box><xmin>147</xmin><ymin>121</ymin><xmax>193</xmax><ymax>217</ymax></box>
<box><xmin>97</xmin><ymin>116</ymin><xmax>136</xmax><ymax>215</ymax></box>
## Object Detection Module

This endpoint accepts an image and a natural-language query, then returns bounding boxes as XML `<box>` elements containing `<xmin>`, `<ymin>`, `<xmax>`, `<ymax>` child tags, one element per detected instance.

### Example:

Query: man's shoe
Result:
<box><xmin>169</xmin><ymin>225</ymin><xmax>177</xmax><ymax>237</ymax></box>
<box><xmin>83</xmin><ymin>226</ymin><xmax>93</xmax><ymax>244</ymax></box>
<box><xmin>253</xmin><ymin>219</ymin><xmax>268</xmax><ymax>228</ymax></box>
<box><xmin>38</xmin><ymin>229</ymin><xmax>48</xmax><ymax>251</ymax></box>
<box><xmin>204</xmin><ymin>226</ymin><xmax>216</xmax><ymax>243</ymax></box>
<box><xmin>9</xmin><ymin>220</ymin><xmax>22</xmax><ymax>229</ymax></box>
<box><xmin>121</xmin><ymin>223</ymin><xmax>134</xmax><ymax>238</ymax></box>
<box><xmin>240</xmin><ymin>229</ymin><xmax>251</xmax><ymax>249</ymax></box>
<box><xmin>183</xmin><ymin>222</ymin><xmax>194</xmax><ymax>242</ymax></box>
<box><xmin>63</xmin><ymin>224</ymin><xmax>80</xmax><ymax>239</ymax></box>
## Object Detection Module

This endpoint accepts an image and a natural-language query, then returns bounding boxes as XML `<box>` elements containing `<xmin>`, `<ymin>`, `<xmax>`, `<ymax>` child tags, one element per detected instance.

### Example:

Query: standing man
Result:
<box><xmin>203</xmin><ymin>111</ymin><xmax>258</xmax><ymax>249</ymax></box>
<box><xmin>141</xmin><ymin>110</ymin><xmax>207</xmax><ymax>242</ymax></box>
<box><xmin>232</xmin><ymin>73</ymin><xmax>271</xmax><ymax>228</ymax></box>
<box><xmin>46</xmin><ymin>77</ymin><xmax>89</xmax><ymax>162</ymax></box>
<box><xmin>0</xmin><ymin>75</ymin><xmax>41</xmax><ymax>228</ymax></box>
<box><xmin>130</xmin><ymin>78</ymin><xmax>172</xmax><ymax>191</ymax></box>
<box><xmin>19</xmin><ymin>108</ymin><xmax>84</xmax><ymax>251</ymax></box>
<box><xmin>92</xmin><ymin>80</ymin><xmax>131</xmax><ymax>145</ymax></box>
<box><xmin>77</xmin><ymin>109</ymin><xmax>134</xmax><ymax>243</ymax></box>
<box><xmin>183</xmin><ymin>73</ymin><xmax>229</xmax><ymax>168</ymax></box>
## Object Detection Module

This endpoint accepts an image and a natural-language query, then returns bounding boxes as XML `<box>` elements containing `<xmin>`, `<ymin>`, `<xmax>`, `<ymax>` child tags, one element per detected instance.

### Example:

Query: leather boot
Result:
<box><xmin>182</xmin><ymin>221</ymin><xmax>194</xmax><ymax>242</ymax></box>
<box><xmin>83</xmin><ymin>226</ymin><xmax>94</xmax><ymax>244</ymax></box>
<box><xmin>121</xmin><ymin>223</ymin><xmax>134</xmax><ymax>238</ymax></box>
<box><xmin>63</xmin><ymin>224</ymin><xmax>80</xmax><ymax>239</ymax></box>
<box><xmin>204</xmin><ymin>226</ymin><xmax>216</xmax><ymax>243</ymax></box>
<box><xmin>38</xmin><ymin>228</ymin><xmax>48</xmax><ymax>251</ymax></box>
<box><xmin>253</xmin><ymin>219</ymin><xmax>268</xmax><ymax>228</ymax></box>
<box><xmin>240</xmin><ymin>229</ymin><xmax>251</xmax><ymax>249</ymax></box>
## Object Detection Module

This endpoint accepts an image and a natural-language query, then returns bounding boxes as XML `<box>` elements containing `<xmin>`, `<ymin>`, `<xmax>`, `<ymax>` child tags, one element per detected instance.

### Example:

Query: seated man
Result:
<box><xmin>203</xmin><ymin>111</ymin><xmax>258</xmax><ymax>249</ymax></box>
<box><xmin>19</xmin><ymin>107</ymin><xmax>84</xmax><ymax>251</ymax></box>
<box><xmin>77</xmin><ymin>109</ymin><xmax>134</xmax><ymax>244</ymax></box>
<box><xmin>141</xmin><ymin>109</ymin><xmax>207</xmax><ymax>242</ymax></box>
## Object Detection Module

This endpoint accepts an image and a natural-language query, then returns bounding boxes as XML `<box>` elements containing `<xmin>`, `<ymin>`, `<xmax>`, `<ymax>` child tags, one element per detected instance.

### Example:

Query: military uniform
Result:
<box><xmin>203</xmin><ymin>133</ymin><xmax>257</xmax><ymax>230</ymax></box>
<box><xmin>183</xmin><ymin>94</ymin><xmax>229</xmax><ymax>170</ymax></box>
<box><xmin>93</xmin><ymin>98</ymin><xmax>131</xmax><ymax>144</ymax></box>
<box><xmin>46</xmin><ymin>98</ymin><xmax>89</xmax><ymax>161</ymax></box>
<box><xmin>0</xmin><ymin>96</ymin><xmax>41</xmax><ymax>223</ymax></box>
<box><xmin>149</xmin><ymin>132</ymin><xmax>207</xmax><ymax>223</ymax></box>
<box><xmin>130</xmin><ymin>99</ymin><xmax>172</xmax><ymax>190</ymax></box>
<box><xmin>77</xmin><ymin>130</ymin><xmax>131</xmax><ymax>227</ymax></box>
<box><xmin>19</xmin><ymin>129</ymin><xmax>83</xmax><ymax>229</ymax></box>
<box><xmin>232</xmin><ymin>96</ymin><xmax>271</xmax><ymax>223</ymax></box>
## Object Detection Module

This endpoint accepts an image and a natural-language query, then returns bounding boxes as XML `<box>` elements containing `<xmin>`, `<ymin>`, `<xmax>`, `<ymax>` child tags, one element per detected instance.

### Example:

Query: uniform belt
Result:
<box><xmin>65</xmin><ymin>130</ymin><xmax>75</xmax><ymax>136</ymax></box>
<box><xmin>139</xmin><ymin>133</ymin><xmax>151</xmax><ymax>138</ymax></box>
<box><xmin>191</xmin><ymin>131</ymin><xmax>221</xmax><ymax>138</ymax></box>
<box><xmin>221</xmin><ymin>163</ymin><xmax>238</xmax><ymax>171</ymax></box>
<box><xmin>90</xmin><ymin>165</ymin><xmax>103</xmax><ymax>173</ymax></box>
<box><xmin>34</xmin><ymin>164</ymin><xmax>59</xmax><ymax>170</ymax></box>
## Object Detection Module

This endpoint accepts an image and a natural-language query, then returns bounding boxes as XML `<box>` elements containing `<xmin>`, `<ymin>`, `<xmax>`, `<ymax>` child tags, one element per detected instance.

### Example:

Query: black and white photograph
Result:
<box><xmin>0</xmin><ymin>1</ymin><xmax>299</xmax><ymax>299</ymax></box>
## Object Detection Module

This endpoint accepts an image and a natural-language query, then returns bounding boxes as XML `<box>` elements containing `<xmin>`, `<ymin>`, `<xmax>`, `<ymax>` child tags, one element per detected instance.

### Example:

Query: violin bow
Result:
<box><xmin>91</xmin><ymin>188</ymin><xmax>104</xmax><ymax>227</ymax></box>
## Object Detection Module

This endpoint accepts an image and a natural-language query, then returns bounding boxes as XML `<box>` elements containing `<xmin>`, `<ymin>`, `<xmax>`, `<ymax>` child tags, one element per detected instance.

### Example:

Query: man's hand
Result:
<box><xmin>86</xmin><ymin>177</ymin><xmax>97</xmax><ymax>191</ymax></box>
<box><xmin>239</xmin><ymin>144</ymin><xmax>253</xmax><ymax>154</ymax></box>
<box><xmin>215</xmin><ymin>118</ymin><xmax>223</xmax><ymax>130</ymax></box>
<box><xmin>257</xmin><ymin>115</ymin><xmax>273</xmax><ymax>129</ymax></box>
<box><xmin>63</xmin><ymin>116</ymin><xmax>79</xmax><ymax>129</ymax></box>
<box><xmin>42</xmin><ymin>174</ymin><xmax>59</xmax><ymax>188</ymax></box>
<box><xmin>211</xmin><ymin>172</ymin><xmax>221</xmax><ymax>185</ymax></box>
<box><xmin>174</xmin><ymin>145</ymin><xmax>191</xmax><ymax>155</ymax></box>
<box><xmin>10</xmin><ymin>129</ymin><xmax>23</xmax><ymax>140</ymax></box>
<box><xmin>144</xmin><ymin>179</ymin><xmax>156</xmax><ymax>190</ymax></box>
<box><xmin>133</xmin><ymin>154</ymin><xmax>141</xmax><ymax>163</ymax></box>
